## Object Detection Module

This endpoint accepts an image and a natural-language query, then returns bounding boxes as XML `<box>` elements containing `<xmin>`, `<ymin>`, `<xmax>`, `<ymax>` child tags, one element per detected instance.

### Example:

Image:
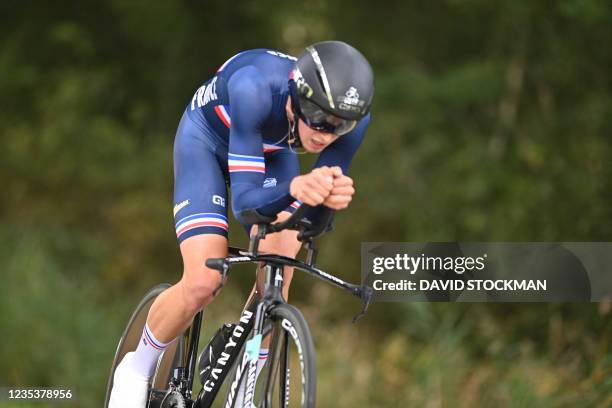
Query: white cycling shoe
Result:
<box><xmin>108</xmin><ymin>352</ymin><xmax>151</xmax><ymax>408</ymax></box>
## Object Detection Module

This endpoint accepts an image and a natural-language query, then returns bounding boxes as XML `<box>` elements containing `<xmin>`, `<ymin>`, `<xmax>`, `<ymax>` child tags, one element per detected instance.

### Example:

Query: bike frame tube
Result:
<box><xmin>194</xmin><ymin>294</ymin><xmax>260</xmax><ymax>408</ymax></box>
<box><xmin>231</xmin><ymin>264</ymin><xmax>286</xmax><ymax>408</ymax></box>
<box><xmin>183</xmin><ymin>309</ymin><xmax>203</xmax><ymax>399</ymax></box>
<box><xmin>149</xmin><ymin>311</ymin><xmax>204</xmax><ymax>407</ymax></box>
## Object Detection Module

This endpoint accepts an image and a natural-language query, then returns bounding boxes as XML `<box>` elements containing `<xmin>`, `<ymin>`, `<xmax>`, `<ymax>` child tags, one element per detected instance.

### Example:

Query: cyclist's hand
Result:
<box><xmin>290</xmin><ymin>166</ymin><xmax>336</xmax><ymax>206</ymax></box>
<box><xmin>324</xmin><ymin>171</ymin><xmax>354</xmax><ymax>210</ymax></box>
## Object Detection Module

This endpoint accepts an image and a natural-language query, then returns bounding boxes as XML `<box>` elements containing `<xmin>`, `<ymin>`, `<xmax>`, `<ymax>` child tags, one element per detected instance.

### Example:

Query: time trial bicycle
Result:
<box><xmin>104</xmin><ymin>205</ymin><xmax>373</xmax><ymax>407</ymax></box>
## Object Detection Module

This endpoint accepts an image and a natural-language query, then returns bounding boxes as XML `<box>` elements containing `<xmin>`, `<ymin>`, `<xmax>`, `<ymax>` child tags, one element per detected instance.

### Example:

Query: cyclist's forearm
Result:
<box><xmin>231</xmin><ymin>181</ymin><xmax>294</xmax><ymax>223</ymax></box>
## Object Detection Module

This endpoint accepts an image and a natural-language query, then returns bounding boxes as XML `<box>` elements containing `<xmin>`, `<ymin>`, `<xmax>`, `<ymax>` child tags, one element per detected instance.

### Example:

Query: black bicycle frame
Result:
<box><xmin>149</xmin><ymin>205</ymin><xmax>373</xmax><ymax>408</ymax></box>
<box><xmin>222</xmin><ymin>263</ymin><xmax>285</xmax><ymax>408</ymax></box>
<box><xmin>194</xmin><ymin>296</ymin><xmax>259</xmax><ymax>407</ymax></box>
<box><xmin>147</xmin><ymin>289</ymin><xmax>259</xmax><ymax>408</ymax></box>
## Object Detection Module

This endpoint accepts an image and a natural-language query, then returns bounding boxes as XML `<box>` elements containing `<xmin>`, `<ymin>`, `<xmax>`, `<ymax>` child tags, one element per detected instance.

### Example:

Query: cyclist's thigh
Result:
<box><xmin>173</xmin><ymin>113</ymin><xmax>229</xmax><ymax>281</ymax></box>
<box><xmin>255</xmin><ymin>211</ymin><xmax>300</xmax><ymax>256</ymax></box>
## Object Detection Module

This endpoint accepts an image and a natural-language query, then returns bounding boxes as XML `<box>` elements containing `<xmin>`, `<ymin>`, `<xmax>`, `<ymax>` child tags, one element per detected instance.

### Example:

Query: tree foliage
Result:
<box><xmin>1</xmin><ymin>1</ymin><xmax>610</xmax><ymax>406</ymax></box>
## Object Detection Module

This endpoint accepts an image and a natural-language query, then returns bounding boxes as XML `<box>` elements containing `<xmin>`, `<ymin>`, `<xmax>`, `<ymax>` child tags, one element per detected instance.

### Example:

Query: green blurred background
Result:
<box><xmin>1</xmin><ymin>0</ymin><xmax>611</xmax><ymax>406</ymax></box>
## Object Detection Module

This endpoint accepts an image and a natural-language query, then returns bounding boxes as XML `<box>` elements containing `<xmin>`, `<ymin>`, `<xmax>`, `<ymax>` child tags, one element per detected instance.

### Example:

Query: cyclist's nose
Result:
<box><xmin>316</xmin><ymin>131</ymin><xmax>337</xmax><ymax>144</ymax></box>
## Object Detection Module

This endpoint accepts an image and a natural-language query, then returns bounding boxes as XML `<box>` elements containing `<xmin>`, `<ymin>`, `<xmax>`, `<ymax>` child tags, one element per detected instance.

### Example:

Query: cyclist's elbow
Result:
<box><xmin>231</xmin><ymin>195</ymin><xmax>249</xmax><ymax>223</ymax></box>
<box><xmin>231</xmin><ymin>199</ymin><xmax>258</xmax><ymax>225</ymax></box>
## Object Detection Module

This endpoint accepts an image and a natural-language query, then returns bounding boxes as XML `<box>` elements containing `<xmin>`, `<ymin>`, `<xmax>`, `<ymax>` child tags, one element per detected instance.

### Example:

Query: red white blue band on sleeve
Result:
<box><xmin>228</xmin><ymin>153</ymin><xmax>266</xmax><ymax>174</ymax></box>
<box><xmin>290</xmin><ymin>200</ymin><xmax>301</xmax><ymax>209</ymax></box>
<box><xmin>175</xmin><ymin>213</ymin><xmax>229</xmax><ymax>238</ymax></box>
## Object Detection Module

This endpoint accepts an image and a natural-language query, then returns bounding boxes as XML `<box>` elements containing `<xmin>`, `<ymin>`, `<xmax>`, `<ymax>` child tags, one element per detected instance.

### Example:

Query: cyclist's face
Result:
<box><xmin>297</xmin><ymin>118</ymin><xmax>339</xmax><ymax>153</ymax></box>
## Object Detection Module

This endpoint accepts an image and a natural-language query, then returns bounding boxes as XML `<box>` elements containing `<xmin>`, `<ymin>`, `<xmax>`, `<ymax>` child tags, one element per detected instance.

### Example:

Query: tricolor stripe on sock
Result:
<box><xmin>142</xmin><ymin>324</ymin><xmax>168</xmax><ymax>351</ymax></box>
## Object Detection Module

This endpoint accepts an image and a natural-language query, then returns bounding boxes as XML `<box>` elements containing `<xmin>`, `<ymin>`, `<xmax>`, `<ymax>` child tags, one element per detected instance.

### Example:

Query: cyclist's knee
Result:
<box><xmin>178</xmin><ymin>234</ymin><xmax>227</xmax><ymax>313</ymax></box>
<box><xmin>182</xmin><ymin>268</ymin><xmax>222</xmax><ymax>311</ymax></box>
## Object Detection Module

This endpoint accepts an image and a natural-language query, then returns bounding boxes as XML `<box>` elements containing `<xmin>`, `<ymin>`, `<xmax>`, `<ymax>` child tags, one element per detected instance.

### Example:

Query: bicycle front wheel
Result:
<box><xmin>104</xmin><ymin>284</ymin><xmax>184</xmax><ymax>407</ymax></box>
<box><xmin>225</xmin><ymin>303</ymin><xmax>316</xmax><ymax>408</ymax></box>
<box><xmin>264</xmin><ymin>303</ymin><xmax>316</xmax><ymax>407</ymax></box>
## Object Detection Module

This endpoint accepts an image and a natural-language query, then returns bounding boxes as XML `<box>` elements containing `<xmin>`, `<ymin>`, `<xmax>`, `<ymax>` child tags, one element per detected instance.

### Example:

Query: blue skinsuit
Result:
<box><xmin>173</xmin><ymin>49</ymin><xmax>370</xmax><ymax>242</ymax></box>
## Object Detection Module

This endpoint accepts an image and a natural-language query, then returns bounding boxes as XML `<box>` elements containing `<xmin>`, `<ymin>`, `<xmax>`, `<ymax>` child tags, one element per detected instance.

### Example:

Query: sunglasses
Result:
<box><xmin>290</xmin><ymin>82</ymin><xmax>357</xmax><ymax>136</ymax></box>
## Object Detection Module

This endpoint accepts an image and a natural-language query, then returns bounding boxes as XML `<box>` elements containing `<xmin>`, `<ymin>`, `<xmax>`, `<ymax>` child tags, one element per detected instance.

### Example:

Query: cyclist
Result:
<box><xmin>109</xmin><ymin>40</ymin><xmax>374</xmax><ymax>407</ymax></box>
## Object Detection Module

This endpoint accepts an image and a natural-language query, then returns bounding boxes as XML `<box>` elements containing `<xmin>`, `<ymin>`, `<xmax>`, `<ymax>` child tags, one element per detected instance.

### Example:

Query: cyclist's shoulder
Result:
<box><xmin>233</xmin><ymin>48</ymin><xmax>297</xmax><ymax>66</ymax></box>
<box><xmin>225</xmin><ymin>68</ymin><xmax>274</xmax><ymax>115</ymax></box>
<box><xmin>224</xmin><ymin>48</ymin><xmax>295</xmax><ymax>86</ymax></box>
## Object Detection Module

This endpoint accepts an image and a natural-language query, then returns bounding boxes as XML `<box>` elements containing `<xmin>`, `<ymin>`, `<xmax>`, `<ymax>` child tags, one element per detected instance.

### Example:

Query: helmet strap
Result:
<box><xmin>287</xmin><ymin>95</ymin><xmax>306</xmax><ymax>154</ymax></box>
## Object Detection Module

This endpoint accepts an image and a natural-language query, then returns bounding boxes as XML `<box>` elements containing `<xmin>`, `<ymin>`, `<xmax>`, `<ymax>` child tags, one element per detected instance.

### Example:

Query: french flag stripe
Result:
<box><xmin>228</xmin><ymin>154</ymin><xmax>265</xmax><ymax>173</ymax></box>
<box><xmin>176</xmin><ymin>217</ymin><xmax>229</xmax><ymax>236</ymax></box>
<box><xmin>176</xmin><ymin>221</ymin><xmax>229</xmax><ymax>237</ymax></box>
<box><xmin>143</xmin><ymin>327</ymin><xmax>164</xmax><ymax>350</ymax></box>
<box><xmin>228</xmin><ymin>153</ymin><xmax>264</xmax><ymax>162</ymax></box>
<box><xmin>263</xmin><ymin>143</ymin><xmax>285</xmax><ymax>153</ymax></box>
<box><xmin>214</xmin><ymin>105</ymin><xmax>231</xmax><ymax>128</ymax></box>
<box><xmin>290</xmin><ymin>200</ymin><xmax>301</xmax><ymax>209</ymax></box>
<box><xmin>217</xmin><ymin>52</ymin><xmax>243</xmax><ymax>72</ymax></box>
<box><xmin>176</xmin><ymin>213</ymin><xmax>227</xmax><ymax>229</ymax></box>
<box><xmin>229</xmin><ymin>166</ymin><xmax>265</xmax><ymax>173</ymax></box>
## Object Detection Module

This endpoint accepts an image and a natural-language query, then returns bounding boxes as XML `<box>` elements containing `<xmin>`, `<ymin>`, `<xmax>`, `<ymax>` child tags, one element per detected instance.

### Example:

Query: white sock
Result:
<box><xmin>234</xmin><ymin>348</ymin><xmax>268</xmax><ymax>407</ymax></box>
<box><xmin>128</xmin><ymin>322</ymin><xmax>174</xmax><ymax>378</ymax></box>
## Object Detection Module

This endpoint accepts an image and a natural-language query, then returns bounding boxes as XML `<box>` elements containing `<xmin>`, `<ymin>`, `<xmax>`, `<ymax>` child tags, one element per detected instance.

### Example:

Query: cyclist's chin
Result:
<box><xmin>303</xmin><ymin>145</ymin><xmax>323</xmax><ymax>153</ymax></box>
<box><xmin>303</xmin><ymin>138</ymin><xmax>327</xmax><ymax>153</ymax></box>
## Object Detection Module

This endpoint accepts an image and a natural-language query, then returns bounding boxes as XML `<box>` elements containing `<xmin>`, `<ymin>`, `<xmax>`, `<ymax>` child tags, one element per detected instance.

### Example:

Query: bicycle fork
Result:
<box><xmin>228</xmin><ymin>264</ymin><xmax>285</xmax><ymax>408</ymax></box>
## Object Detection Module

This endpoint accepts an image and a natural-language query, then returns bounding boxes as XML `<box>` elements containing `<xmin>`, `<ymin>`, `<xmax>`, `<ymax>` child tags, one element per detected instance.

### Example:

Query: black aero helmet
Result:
<box><xmin>289</xmin><ymin>41</ymin><xmax>374</xmax><ymax>136</ymax></box>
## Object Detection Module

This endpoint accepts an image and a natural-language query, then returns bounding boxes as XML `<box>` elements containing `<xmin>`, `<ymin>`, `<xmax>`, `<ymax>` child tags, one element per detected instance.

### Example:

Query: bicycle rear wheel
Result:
<box><xmin>224</xmin><ymin>303</ymin><xmax>316</xmax><ymax>408</ymax></box>
<box><xmin>104</xmin><ymin>284</ymin><xmax>184</xmax><ymax>407</ymax></box>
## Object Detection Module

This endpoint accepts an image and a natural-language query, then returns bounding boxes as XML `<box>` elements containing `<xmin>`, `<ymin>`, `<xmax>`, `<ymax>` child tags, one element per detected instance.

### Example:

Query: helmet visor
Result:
<box><xmin>297</xmin><ymin>96</ymin><xmax>357</xmax><ymax>136</ymax></box>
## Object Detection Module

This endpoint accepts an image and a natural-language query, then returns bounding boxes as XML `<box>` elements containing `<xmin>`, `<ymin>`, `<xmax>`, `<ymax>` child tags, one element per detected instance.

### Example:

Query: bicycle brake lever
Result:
<box><xmin>211</xmin><ymin>282</ymin><xmax>224</xmax><ymax>298</ymax></box>
<box><xmin>352</xmin><ymin>285</ymin><xmax>373</xmax><ymax>324</ymax></box>
<box><xmin>210</xmin><ymin>261</ymin><xmax>230</xmax><ymax>297</ymax></box>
